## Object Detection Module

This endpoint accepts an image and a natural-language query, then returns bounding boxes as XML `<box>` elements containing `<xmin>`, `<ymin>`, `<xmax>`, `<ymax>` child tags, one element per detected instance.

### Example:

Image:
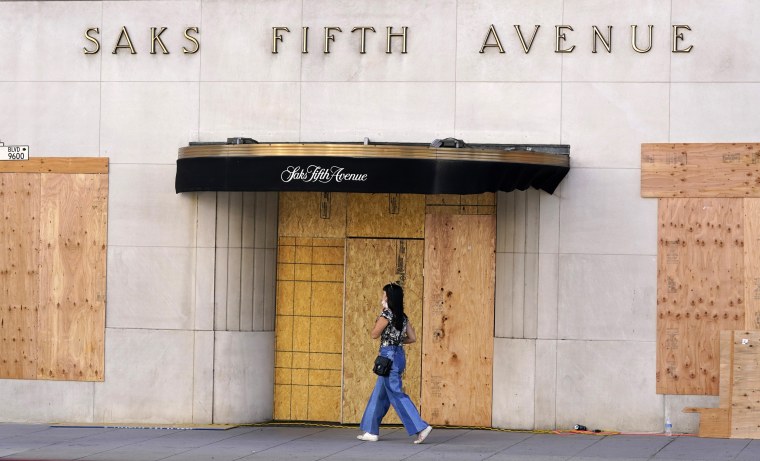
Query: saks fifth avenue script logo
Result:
<box><xmin>281</xmin><ymin>165</ymin><xmax>368</xmax><ymax>184</ymax></box>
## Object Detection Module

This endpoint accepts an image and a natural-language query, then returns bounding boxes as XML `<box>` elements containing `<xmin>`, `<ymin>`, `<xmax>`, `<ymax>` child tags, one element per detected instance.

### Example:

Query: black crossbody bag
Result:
<box><xmin>373</xmin><ymin>356</ymin><xmax>392</xmax><ymax>376</ymax></box>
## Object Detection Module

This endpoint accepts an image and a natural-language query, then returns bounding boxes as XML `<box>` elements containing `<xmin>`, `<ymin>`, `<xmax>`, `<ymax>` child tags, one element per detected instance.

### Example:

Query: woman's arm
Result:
<box><xmin>403</xmin><ymin>322</ymin><xmax>417</xmax><ymax>344</ymax></box>
<box><xmin>370</xmin><ymin>315</ymin><xmax>389</xmax><ymax>339</ymax></box>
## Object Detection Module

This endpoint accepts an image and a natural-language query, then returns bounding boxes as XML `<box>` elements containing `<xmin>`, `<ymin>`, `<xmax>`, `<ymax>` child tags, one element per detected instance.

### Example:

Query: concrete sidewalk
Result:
<box><xmin>1</xmin><ymin>423</ymin><xmax>759</xmax><ymax>461</ymax></box>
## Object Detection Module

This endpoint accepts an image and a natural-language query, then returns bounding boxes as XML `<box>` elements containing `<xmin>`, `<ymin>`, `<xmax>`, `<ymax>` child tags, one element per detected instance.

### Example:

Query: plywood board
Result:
<box><xmin>684</xmin><ymin>329</ymin><xmax>760</xmax><ymax>438</ymax></box>
<box><xmin>422</xmin><ymin>214</ymin><xmax>495</xmax><ymax>426</ymax></box>
<box><xmin>37</xmin><ymin>174</ymin><xmax>107</xmax><ymax>381</ymax></box>
<box><xmin>657</xmin><ymin>198</ymin><xmax>745</xmax><ymax>395</ymax></box>
<box><xmin>278</xmin><ymin>192</ymin><xmax>346</xmax><ymax>238</ymax></box>
<box><xmin>346</xmin><ymin>193</ymin><xmax>424</xmax><ymax>238</ymax></box>
<box><xmin>642</xmin><ymin>143</ymin><xmax>760</xmax><ymax>198</ymax></box>
<box><xmin>342</xmin><ymin>238</ymin><xmax>424</xmax><ymax>424</ymax></box>
<box><xmin>426</xmin><ymin>193</ymin><xmax>496</xmax><ymax>215</ymax></box>
<box><xmin>683</xmin><ymin>407</ymin><xmax>731</xmax><ymax>438</ymax></box>
<box><xmin>743</xmin><ymin>199</ymin><xmax>760</xmax><ymax>329</ymax></box>
<box><xmin>719</xmin><ymin>330</ymin><xmax>734</xmax><ymax>409</ymax></box>
<box><xmin>0</xmin><ymin>173</ymin><xmax>40</xmax><ymax>379</ymax></box>
<box><xmin>274</xmin><ymin>236</ymin><xmax>344</xmax><ymax>422</ymax></box>
<box><xmin>730</xmin><ymin>330</ymin><xmax>760</xmax><ymax>438</ymax></box>
<box><xmin>0</xmin><ymin>157</ymin><xmax>108</xmax><ymax>174</ymax></box>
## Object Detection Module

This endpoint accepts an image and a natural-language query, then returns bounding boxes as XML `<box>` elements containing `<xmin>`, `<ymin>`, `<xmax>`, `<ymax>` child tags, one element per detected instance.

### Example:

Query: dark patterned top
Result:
<box><xmin>379</xmin><ymin>309</ymin><xmax>407</xmax><ymax>347</ymax></box>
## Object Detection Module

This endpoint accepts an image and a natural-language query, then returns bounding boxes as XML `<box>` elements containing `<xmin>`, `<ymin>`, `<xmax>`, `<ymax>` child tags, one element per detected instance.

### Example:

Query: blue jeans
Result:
<box><xmin>359</xmin><ymin>345</ymin><xmax>428</xmax><ymax>436</ymax></box>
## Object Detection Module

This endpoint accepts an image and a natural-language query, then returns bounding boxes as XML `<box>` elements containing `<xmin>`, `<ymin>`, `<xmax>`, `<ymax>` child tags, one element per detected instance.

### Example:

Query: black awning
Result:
<box><xmin>175</xmin><ymin>142</ymin><xmax>570</xmax><ymax>195</ymax></box>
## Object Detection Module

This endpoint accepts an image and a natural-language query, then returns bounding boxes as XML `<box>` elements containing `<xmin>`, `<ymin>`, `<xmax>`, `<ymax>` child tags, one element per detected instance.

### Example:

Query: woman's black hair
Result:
<box><xmin>383</xmin><ymin>282</ymin><xmax>406</xmax><ymax>331</ymax></box>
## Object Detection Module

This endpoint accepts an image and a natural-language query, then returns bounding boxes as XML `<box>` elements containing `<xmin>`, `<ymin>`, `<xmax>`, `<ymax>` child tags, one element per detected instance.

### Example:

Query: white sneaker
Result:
<box><xmin>413</xmin><ymin>425</ymin><xmax>432</xmax><ymax>444</ymax></box>
<box><xmin>356</xmin><ymin>432</ymin><xmax>378</xmax><ymax>442</ymax></box>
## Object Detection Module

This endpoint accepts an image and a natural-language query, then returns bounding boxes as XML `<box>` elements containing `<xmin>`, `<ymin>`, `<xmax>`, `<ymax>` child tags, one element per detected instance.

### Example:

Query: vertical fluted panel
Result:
<box><xmin>214</xmin><ymin>192</ymin><xmax>278</xmax><ymax>332</ymax></box>
<box><xmin>495</xmin><ymin>190</ymin><xmax>541</xmax><ymax>339</ymax></box>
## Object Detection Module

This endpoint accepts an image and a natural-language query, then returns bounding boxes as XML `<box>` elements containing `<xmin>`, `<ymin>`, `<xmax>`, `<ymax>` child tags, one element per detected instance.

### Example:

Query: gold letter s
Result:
<box><xmin>183</xmin><ymin>27</ymin><xmax>200</xmax><ymax>54</ymax></box>
<box><xmin>83</xmin><ymin>27</ymin><xmax>100</xmax><ymax>54</ymax></box>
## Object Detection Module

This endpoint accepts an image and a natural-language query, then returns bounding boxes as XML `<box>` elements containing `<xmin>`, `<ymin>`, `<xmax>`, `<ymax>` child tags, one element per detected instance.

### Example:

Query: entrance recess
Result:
<box><xmin>178</xmin><ymin>140</ymin><xmax>569</xmax><ymax>427</ymax></box>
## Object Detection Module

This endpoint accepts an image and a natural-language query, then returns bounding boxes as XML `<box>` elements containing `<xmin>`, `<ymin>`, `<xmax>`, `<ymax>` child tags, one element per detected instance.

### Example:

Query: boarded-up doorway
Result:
<box><xmin>274</xmin><ymin>192</ymin><xmax>496</xmax><ymax>426</ymax></box>
<box><xmin>422</xmin><ymin>213</ymin><xmax>495</xmax><ymax>426</ymax></box>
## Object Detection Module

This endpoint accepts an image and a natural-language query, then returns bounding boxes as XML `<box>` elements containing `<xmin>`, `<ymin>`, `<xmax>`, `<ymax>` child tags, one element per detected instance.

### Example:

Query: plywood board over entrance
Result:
<box><xmin>422</xmin><ymin>213</ymin><xmax>495</xmax><ymax>426</ymax></box>
<box><xmin>343</xmin><ymin>239</ymin><xmax>423</xmax><ymax>424</ymax></box>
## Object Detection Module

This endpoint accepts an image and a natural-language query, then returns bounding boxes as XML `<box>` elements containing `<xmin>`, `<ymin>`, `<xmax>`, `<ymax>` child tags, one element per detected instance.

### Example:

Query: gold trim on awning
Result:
<box><xmin>178</xmin><ymin>143</ymin><xmax>569</xmax><ymax>167</ymax></box>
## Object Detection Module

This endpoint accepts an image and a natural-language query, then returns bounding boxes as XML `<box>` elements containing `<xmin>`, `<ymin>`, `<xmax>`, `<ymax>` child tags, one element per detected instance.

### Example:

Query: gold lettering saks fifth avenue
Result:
<box><xmin>83</xmin><ymin>27</ymin><xmax>200</xmax><ymax>54</ymax></box>
<box><xmin>480</xmin><ymin>24</ymin><xmax>693</xmax><ymax>54</ymax></box>
<box><xmin>271</xmin><ymin>26</ymin><xmax>408</xmax><ymax>54</ymax></box>
<box><xmin>82</xmin><ymin>24</ymin><xmax>693</xmax><ymax>56</ymax></box>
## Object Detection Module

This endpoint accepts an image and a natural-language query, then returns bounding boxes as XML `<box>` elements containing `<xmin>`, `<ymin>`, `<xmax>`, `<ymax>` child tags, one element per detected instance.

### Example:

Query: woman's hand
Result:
<box><xmin>403</xmin><ymin>322</ymin><xmax>417</xmax><ymax>344</ymax></box>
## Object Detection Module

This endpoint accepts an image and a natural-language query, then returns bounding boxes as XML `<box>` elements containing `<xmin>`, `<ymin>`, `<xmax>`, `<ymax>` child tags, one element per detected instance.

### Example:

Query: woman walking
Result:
<box><xmin>357</xmin><ymin>282</ymin><xmax>433</xmax><ymax>444</ymax></box>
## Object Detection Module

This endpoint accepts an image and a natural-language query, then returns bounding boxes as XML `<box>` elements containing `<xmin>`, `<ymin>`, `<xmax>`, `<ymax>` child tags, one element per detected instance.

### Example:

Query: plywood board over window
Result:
<box><xmin>0</xmin><ymin>158</ymin><xmax>108</xmax><ymax>382</ymax></box>
<box><xmin>642</xmin><ymin>143</ymin><xmax>760</xmax><ymax>395</ymax></box>
<box><xmin>656</xmin><ymin>197</ymin><xmax>744</xmax><ymax>394</ymax></box>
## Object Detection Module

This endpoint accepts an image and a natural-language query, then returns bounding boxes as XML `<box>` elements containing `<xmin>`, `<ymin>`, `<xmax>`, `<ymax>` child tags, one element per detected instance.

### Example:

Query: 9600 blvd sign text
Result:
<box><xmin>0</xmin><ymin>145</ymin><xmax>29</xmax><ymax>161</ymax></box>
